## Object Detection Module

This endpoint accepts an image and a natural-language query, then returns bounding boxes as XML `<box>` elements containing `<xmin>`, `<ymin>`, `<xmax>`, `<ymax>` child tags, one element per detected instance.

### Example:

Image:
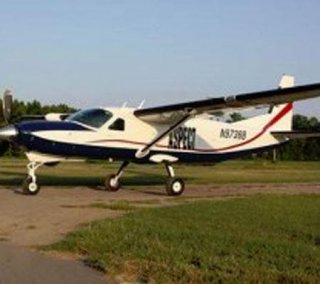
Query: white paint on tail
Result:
<box><xmin>272</xmin><ymin>74</ymin><xmax>295</xmax><ymax>131</ymax></box>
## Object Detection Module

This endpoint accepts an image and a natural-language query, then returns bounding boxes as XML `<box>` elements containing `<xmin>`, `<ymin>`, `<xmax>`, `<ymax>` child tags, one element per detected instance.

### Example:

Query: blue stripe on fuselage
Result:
<box><xmin>16</xmin><ymin>121</ymin><xmax>91</xmax><ymax>133</ymax></box>
<box><xmin>14</xmin><ymin>132</ymin><xmax>287</xmax><ymax>164</ymax></box>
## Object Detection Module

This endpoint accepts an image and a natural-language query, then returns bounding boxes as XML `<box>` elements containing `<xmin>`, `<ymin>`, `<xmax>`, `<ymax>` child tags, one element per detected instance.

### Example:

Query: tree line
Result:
<box><xmin>0</xmin><ymin>98</ymin><xmax>76</xmax><ymax>126</ymax></box>
<box><xmin>277</xmin><ymin>114</ymin><xmax>320</xmax><ymax>161</ymax></box>
<box><xmin>0</xmin><ymin>98</ymin><xmax>319</xmax><ymax>160</ymax></box>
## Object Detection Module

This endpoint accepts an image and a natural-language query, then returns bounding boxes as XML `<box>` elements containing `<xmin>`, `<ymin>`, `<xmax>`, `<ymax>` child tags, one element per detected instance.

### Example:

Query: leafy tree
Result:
<box><xmin>278</xmin><ymin>115</ymin><xmax>320</xmax><ymax>161</ymax></box>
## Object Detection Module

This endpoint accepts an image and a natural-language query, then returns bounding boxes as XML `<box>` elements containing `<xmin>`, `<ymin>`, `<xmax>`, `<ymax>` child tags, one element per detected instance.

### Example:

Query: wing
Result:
<box><xmin>17</xmin><ymin>113</ymin><xmax>71</xmax><ymax>122</ymax></box>
<box><xmin>134</xmin><ymin>82</ymin><xmax>320</xmax><ymax>123</ymax></box>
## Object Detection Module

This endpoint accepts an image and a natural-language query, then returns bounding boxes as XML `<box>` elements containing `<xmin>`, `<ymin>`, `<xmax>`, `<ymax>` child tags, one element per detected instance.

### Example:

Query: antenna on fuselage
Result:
<box><xmin>121</xmin><ymin>102</ymin><xmax>128</xmax><ymax>108</ymax></box>
<box><xmin>137</xmin><ymin>100</ymin><xmax>145</xmax><ymax>109</ymax></box>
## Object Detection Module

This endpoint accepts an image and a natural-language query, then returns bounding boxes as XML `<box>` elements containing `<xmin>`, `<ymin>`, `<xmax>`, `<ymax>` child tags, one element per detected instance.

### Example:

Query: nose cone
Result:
<box><xmin>0</xmin><ymin>125</ymin><xmax>18</xmax><ymax>140</ymax></box>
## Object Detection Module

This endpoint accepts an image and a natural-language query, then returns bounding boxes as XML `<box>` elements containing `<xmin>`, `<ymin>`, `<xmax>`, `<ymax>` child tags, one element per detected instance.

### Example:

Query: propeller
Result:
<box><xmin>2</xmin><ymin>89</ymin><xmax>13</xmax><ymax>125</ymax></box>
<box><xmin>0</xmin><ymin>89</ymin><xmax>73</xmax><ymax>156</ymax></box>
<box><xmin>0</xmin><ymin>90</ymin><xmax>17</xmax><ymax>155</ymax></box>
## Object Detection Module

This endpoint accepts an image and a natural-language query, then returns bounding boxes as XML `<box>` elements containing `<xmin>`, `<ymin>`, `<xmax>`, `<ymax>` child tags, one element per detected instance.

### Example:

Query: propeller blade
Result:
<box><xmin>3</xmin><ymin>89</ymin><xmax>13</xmax><ymax>124</ymax></box>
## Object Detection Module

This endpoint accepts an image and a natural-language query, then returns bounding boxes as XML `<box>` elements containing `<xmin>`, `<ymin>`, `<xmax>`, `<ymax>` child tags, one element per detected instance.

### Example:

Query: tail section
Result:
<box><xmin>268</xmin><ymin>75</ymin><xmax>294</xmax><ymax>131</ymax></box>
<box><xmin>233</xmin><ymin>75</ymin><xmax>294</xmax><ymax>132</ymax></box>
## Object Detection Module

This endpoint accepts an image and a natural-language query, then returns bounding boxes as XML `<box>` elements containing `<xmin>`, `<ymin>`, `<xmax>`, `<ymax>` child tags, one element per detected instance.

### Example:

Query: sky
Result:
<box><xmin>0</xmin><ymin>0</ymin><xmax>319</xmax><ymax>117</ymax></box>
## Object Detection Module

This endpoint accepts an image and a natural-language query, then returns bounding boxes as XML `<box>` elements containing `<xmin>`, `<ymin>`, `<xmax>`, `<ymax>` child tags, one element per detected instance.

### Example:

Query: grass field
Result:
<box><xmin>48</xmin><ymin>195</ymin><xmax>320</xmax><ymax>283</ymax></box>
<box><xmin>0</xmin><ymin>158</ymin><xmax>320</xmax><ymax>186</ymax></box>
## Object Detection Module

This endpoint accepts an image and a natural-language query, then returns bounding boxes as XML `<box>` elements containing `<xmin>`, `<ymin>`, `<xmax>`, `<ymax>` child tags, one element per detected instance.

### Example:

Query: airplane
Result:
<box><xmin>0</xmin><ymin>75</ymin><xmax>319</xmax><ymax>196</ymax></box>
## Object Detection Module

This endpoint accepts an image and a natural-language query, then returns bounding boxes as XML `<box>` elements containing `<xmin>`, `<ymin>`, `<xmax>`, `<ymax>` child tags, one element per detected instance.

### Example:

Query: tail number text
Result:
<box><xmin>220</xmin><ymin>128</ymin><xmax>247</xmax><ymax>140</ymax></box>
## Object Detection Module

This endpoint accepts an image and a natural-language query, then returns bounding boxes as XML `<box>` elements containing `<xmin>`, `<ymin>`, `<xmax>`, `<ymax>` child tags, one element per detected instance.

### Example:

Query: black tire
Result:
<box><xmin>104</xmin><ymin>174</ymin><xmax>121</xmax><ymax>192</ymax></box>
<box><xmin>22</xmin><ymin>176</ymin><xmax>41</xmax><ymax>195</ymax></box>
<box><xmin>166</xmin><ymin>177</ymin><xmax>185</xmax><ymax>196</ymax></box>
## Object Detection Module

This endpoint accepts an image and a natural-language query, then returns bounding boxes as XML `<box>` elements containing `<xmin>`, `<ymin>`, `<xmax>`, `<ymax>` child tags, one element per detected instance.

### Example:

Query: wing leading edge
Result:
<box><xmin>134</xmin><ymin>82</ymin><xmax>320</xmax><ymax>123</ymax></box>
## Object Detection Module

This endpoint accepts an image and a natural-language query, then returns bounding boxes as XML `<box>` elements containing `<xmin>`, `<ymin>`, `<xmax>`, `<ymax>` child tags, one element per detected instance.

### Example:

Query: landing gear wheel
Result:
<box><xmin>105</xmin><ymin>174</ymin><xmax>121</xmax><ymax>192</ymax></box>
<box><xmin>166</xmin><ymin>177</ymin><xmax>185</xmax><ymax>196</ymax></box>
<box><xmin>22</xmin><ymin>176</ymin><xmax>41</xmax><ymax>195</ymax></box>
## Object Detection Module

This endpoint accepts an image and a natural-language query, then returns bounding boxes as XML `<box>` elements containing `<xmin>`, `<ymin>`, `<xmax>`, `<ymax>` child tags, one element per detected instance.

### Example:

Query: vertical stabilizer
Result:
<box><xmin>268</xmin><ymin>75</ymin><xmax>294</xmax><ymax>131</ymax></box>
<box><xmin>279</xmin><ymin>74</ymin><xmax>295</xmax><ymax>89</ymax></box>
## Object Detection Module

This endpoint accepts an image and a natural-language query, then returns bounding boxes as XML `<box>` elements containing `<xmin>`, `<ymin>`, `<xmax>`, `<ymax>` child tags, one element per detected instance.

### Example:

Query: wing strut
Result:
<box><xmin>135</xmin><ymin>114</ymin><xmax>191</xmax><ymax>159</ymax></box>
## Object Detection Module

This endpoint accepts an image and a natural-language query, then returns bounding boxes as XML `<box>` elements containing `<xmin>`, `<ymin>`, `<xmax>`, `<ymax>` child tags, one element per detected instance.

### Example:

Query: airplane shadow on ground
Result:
<box><xmin>0</xmin><ymin>171</ymin><xmax>191</xmax><ymax>187</ymax></box>
<box><xmin>0</xmin><ymin>170</ymin><xmax>196</xmax><ymax>197</ymax></box>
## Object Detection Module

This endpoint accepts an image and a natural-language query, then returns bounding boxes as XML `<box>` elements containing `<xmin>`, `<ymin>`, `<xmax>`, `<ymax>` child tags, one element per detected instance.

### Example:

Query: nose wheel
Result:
<box><xmin>22</xmin><ymin>176</ymin><xmax>41</xmax><ymax>195</ymax></box>
<box><xmin>165</xmin><ymin>164</ymin><xmax>185</xmax><ymax>196</ymax></box>
<box><xmin>22</xmin><ymin>162</ymin><xmax>43</xmax><ymax>195</ymax></box>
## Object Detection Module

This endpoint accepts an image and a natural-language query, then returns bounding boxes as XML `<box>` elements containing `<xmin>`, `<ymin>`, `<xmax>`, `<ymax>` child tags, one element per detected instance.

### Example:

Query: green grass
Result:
<box><xmin>0</xmin><ymin>158</ymin><xmax>320</xmax><ymax>187</ymax></box>
<box><xmin>48</xmin><ymin>195</ymin><xmax>320</xmax><ymax>283</ymax></box>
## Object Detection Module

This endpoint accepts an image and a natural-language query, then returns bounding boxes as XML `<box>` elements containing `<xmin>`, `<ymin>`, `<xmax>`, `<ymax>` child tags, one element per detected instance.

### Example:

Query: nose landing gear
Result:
<box><xmin>22</xmin><ymin>162</ymin><xmax>43</xmax><ymax>195</ymax></box>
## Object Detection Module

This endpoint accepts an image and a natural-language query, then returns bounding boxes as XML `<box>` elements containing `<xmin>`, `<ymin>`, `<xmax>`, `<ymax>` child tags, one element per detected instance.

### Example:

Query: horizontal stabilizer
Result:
<box><xmin>271</xmin><ymin>130</ymin><xmax>320</xmax><ymax>139</ymax></box>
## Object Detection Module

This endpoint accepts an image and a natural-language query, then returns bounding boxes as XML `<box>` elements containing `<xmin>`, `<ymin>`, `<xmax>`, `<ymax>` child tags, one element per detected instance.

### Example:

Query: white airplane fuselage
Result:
<box><xmin>15</xmin><ymin>103</ymin><xmax>291</xmax><ymax>164</ymax></box>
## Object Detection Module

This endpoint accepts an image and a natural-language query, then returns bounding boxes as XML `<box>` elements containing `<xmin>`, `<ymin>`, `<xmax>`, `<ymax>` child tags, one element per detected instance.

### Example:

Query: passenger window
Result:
<box><xmin>109</xmin><ymin>118</ymin><xmax>125</xmax><ymax>131</ymax></box>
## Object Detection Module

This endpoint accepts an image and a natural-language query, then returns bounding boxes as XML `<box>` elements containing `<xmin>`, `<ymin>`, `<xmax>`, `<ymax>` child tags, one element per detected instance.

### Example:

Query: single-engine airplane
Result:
<box><xmin>0</xmin><ymin>75</ymin><xmax>320</xmax><ymax>196</ymax></box>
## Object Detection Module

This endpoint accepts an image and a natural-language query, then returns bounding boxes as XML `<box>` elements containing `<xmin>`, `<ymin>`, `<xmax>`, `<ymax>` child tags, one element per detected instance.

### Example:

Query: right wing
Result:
<box><xmin>18</xmin><ymin>113</ymin><xmax>71</xmax><ymax>122</ymax></box>
<box><xmin>134</xmin><ymin>82</ymin><xmax>320</xmax><ymax>124</ymax></box>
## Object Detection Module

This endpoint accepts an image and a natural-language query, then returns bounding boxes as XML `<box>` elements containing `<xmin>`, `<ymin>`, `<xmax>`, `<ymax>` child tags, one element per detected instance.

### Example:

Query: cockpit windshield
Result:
<box><xmin>67</xmin><ymin>109</ymin><xmax>113</xmax><ymax>128</ymax></box>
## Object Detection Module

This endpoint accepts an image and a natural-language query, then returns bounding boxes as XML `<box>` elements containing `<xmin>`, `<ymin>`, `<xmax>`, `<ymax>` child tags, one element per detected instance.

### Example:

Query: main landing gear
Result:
<box><xmin>22</xmin><ymin>162</ymin><xmax>43</xmax><ymax>195</ymax></box>
<box><xmin>165</xmin><ymin>163</ymin><xmax>185</xmax><ymax>196</ymax></box>
<box><xmin>104</xmin><ymin>161</ymin><xmax>185</xmax><ymax>196</ymax></box>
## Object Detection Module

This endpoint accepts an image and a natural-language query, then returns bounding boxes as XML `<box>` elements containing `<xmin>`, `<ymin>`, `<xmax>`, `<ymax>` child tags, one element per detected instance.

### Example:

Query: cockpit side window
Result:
<box><xmin>67</xmin><ymin>109</ymin><xmax>113</xmax><ymax>128</ymax></box>
<box><xmin>109</xmin><ymin>118</ymin><xmax>125</xmax><ymax>131</ymax></box>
